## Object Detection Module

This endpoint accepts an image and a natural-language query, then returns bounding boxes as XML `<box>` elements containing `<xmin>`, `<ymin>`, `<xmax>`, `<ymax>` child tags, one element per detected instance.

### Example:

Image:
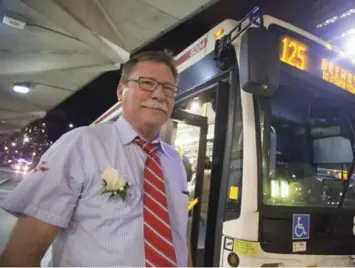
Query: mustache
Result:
<box><xmin>140</xmin><ymin>99</ymin><xmax>169</xmax><ymax>113</ymax></box>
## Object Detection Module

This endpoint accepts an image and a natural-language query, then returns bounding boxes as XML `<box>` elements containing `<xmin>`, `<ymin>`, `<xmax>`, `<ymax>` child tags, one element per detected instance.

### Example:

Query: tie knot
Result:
<box><xmin>135</xmin><ymin>137</ymin><xmax>158</xmax><ymax>156</ymax></box>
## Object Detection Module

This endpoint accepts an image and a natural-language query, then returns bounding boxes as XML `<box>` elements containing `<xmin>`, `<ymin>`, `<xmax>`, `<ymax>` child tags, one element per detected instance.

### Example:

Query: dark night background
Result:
<box><xmin>45</xmin><ymin>0</ymin><xmax>315</xmax><ymax>141</ymax></box>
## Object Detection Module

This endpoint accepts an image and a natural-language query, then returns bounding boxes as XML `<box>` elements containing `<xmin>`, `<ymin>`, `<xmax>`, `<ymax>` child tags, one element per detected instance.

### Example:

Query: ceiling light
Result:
<box><xmin>13</xmin><ymin>85</ymin><xmax>29</xmax><ymax>94</ymax></box>
<box><xmin>2</xmin><ymin>12</ymin><xmax>26</xmax><ymax>30</ymax></box>
<box><xmin>13</xmin><ymin>83</ymin><xmax>31</xmax><ymax>94</ymax></box>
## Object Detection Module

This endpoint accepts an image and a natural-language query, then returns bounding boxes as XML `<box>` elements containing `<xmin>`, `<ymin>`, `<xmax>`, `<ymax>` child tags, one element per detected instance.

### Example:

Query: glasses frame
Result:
<box><xmin>124</xmin><ymin>76</ymin><xmax>178</xmax><ymax>98</ymax></box>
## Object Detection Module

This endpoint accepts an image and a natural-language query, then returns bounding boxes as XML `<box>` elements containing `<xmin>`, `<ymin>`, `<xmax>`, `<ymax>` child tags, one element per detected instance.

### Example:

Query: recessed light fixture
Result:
<box><xmin>13</xmin><ymin>82</ymin><xmax>31</xmax><ymax>94</ymax></box>
<box><xmin>2</xmin><ymin>11</ymin><xmax>27</xmax><ymax>30</ymax></box>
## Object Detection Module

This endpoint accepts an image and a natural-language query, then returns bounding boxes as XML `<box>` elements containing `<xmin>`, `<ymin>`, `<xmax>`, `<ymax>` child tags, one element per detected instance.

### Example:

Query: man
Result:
<box><xmin>0</xmin><ymin>51</ymin><xmax>192</xmax><ymax>267</ymax></box>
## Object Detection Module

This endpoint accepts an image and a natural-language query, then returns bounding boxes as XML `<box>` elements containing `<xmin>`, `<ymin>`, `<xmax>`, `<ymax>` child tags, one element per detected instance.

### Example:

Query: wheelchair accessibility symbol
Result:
<box><xmin>292</xmin><ymin>214</ymin><xmax>310</xmax><ymax>240</ymax></box>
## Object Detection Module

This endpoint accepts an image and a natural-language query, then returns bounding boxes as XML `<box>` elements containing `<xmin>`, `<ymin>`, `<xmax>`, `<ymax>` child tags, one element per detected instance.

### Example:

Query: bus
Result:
<box><xmin>92</xmin><ymin>7</ymin><xmax>355</xmax><ymax>267</ymax></box>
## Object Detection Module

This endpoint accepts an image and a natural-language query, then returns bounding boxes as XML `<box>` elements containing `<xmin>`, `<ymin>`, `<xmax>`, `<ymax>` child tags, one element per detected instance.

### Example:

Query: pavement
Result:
<box><xmin>0</xmin><ymin>169</ymin><xmax>21</xmax><ymax>256</ymax></box>
<box><xmin>0</xmin><ymin>169</ymin><xmax>23</xmax><ymax>203</ymax></box>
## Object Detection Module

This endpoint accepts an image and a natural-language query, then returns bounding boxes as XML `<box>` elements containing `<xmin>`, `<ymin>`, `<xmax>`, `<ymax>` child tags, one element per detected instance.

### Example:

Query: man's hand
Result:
<box><xmin>0</xmin><ymin>215</ymin><xmax>59</xmax><ymax>266</ymax></box>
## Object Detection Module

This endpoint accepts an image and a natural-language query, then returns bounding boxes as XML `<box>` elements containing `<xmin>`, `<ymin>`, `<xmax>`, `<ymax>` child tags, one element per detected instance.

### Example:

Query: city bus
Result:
<box><xmin>92</xmin><ymin>7</ymin><xmax>355</xmax><ymax>267</ymax></box>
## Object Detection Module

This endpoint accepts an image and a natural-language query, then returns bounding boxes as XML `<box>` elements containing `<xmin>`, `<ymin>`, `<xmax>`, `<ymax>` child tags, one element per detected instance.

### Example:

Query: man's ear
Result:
<box><xmin>117</xmin><ymin>84</ymin><xmax>123</xmax><ymax>101</ymax></box>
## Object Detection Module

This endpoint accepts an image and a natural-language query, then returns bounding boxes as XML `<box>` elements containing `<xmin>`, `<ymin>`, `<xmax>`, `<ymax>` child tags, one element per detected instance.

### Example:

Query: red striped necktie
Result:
<box><xmin>135</xmin><ymin>138</ymin><xmax>177</xmax><ymax>267</ymax></box>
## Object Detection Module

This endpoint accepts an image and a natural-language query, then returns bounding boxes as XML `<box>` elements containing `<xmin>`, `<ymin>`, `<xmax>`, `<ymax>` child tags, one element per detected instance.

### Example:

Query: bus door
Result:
<box><xmin>171</xmin><ymin>72</ymin><xmax>236</xmax><ymax>266</ymax></box>
<box><xmin>170</xmin><ymin>109</ymin><xmax>208</xmax><ymax>266</ymax></box>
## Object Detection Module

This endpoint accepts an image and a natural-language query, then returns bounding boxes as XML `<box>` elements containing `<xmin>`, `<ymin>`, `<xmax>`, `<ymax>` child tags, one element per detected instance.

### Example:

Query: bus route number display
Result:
<box><xmin>280</xmin><ymin>36</ymin><xmax>309</xmax><ymax>72</ymax></box>
<box><xmin>280</xmin><ymin>35</ymin><xmax>355</xmax><ymax>95</ymax></box>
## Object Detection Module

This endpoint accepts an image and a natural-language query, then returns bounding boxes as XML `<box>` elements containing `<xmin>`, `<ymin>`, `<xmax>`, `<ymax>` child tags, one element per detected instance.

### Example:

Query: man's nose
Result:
<box><xmin>151</xmin><ymin>84</ymin><xmax>166</xmax><ymax>100</ymax></box>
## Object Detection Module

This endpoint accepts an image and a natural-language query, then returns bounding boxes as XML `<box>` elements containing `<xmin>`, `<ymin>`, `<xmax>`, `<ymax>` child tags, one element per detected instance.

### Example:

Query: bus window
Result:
<box><xmin>261</xmin><ymin>82</ymin><xmax>355</xmax><ymax>208</ymax></box>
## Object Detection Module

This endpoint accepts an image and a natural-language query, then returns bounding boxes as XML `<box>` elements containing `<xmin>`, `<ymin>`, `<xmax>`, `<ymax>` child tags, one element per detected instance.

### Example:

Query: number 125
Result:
<box><xmin>280</xmin><ymin>36</ymin><xmax>309</xmax><ymax>71</ymax></box>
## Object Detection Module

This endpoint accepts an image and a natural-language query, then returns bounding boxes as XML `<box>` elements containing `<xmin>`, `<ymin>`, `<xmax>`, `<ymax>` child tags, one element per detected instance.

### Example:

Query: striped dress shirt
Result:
<box><xmin>0</xmin><ymin>116</ymin><xmax>189</xmax><ymax>267</ymax></box>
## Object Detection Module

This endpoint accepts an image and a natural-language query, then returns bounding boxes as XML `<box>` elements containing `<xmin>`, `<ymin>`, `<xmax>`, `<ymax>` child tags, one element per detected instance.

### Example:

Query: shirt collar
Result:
<box><xmin>115</xmin><ymin>115</ymin><xmax>170</xmax><ymax>156</ymax></box>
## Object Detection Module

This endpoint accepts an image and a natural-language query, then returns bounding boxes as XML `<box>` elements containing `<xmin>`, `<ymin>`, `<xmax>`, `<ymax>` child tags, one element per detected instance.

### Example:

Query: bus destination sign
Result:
<box><xmin>320</xmin><ymin>58</ymin><xmax>355</xmax><ymax>94</ymax></box>
<box><xmin>279</xmin><ymin>34</ymin><xmax>355</xmax><ymax>94</ymax></box>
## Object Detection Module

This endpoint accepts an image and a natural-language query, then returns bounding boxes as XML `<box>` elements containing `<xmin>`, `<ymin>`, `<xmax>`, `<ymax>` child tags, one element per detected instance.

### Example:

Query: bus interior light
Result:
<box><xmin>189</xmin><ymin>101</ymin><xmax>201</xmax><ymax>112</ymax></box>
<box><xmin>271</xmin><ymin>180</ymin><xmax>279</xmax><ymax>198</ymax></box>
<box><xmin>280</xmin><ymin>181</ymin><xmax>289</xmax><ymax>198</ymax></box>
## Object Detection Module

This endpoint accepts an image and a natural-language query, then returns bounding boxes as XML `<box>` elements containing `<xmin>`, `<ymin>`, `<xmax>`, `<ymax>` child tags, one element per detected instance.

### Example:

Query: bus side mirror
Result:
<box><xmin>240</xmin><ymin>27</ymin><xmax>280</xmax><ymax>97</ymax></box>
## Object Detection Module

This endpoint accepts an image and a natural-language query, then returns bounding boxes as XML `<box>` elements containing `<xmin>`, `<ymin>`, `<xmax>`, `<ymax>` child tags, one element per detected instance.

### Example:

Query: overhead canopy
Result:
<box><xmin>0</xmin><ymin>0</ymin><xmax>216</xmax><ymax>142</ymax></box>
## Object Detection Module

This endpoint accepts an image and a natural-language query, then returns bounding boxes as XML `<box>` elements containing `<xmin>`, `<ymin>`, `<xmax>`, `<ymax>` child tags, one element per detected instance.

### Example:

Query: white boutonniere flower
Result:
<box><xmin>100</xmin><ymin>168</ymin><xmax>129</xmax><ymax>200</ymax></box>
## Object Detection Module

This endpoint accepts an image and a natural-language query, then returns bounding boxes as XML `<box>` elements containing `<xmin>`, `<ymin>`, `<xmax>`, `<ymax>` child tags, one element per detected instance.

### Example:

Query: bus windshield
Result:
<box><xmin>262</xmin><ymin>76</ymin><xmax>355</xmax><ymax>209</ymax></box>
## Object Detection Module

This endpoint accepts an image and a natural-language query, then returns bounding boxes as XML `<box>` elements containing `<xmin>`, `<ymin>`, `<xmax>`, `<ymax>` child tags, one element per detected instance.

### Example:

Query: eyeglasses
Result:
<box><xmin>125</xmin><ymin>77</ymin><xmax>178</xmax><ymax>98</ymax></box>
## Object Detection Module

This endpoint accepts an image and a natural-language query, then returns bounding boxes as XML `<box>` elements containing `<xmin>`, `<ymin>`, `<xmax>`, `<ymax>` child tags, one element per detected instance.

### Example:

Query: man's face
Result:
<box><xmin>117</xmin><ymin>61</ymin><xmax>176</xmax><ymax>129</ymax></box>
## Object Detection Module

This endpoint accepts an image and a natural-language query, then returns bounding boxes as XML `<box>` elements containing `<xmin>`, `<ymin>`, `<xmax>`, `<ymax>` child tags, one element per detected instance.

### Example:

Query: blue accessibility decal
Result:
<box><xmin>292</xmin><ymin>214</ymin><xmax>310</xmax><ymax>240</ymax></box>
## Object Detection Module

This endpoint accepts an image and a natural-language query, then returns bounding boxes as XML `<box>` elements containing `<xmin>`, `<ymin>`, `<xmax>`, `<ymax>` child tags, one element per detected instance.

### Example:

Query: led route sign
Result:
<box><xmin>279</xmin><ymin>34</ymin><xmax>355</xmax><ymax>95</ymax></box>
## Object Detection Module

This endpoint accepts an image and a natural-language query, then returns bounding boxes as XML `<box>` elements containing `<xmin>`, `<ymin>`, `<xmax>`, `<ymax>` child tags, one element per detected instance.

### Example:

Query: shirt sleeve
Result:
<box><xmin>0</xmin><ymin>128</ymin><xmax>87</xmax><ymax>228</ymax></box>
